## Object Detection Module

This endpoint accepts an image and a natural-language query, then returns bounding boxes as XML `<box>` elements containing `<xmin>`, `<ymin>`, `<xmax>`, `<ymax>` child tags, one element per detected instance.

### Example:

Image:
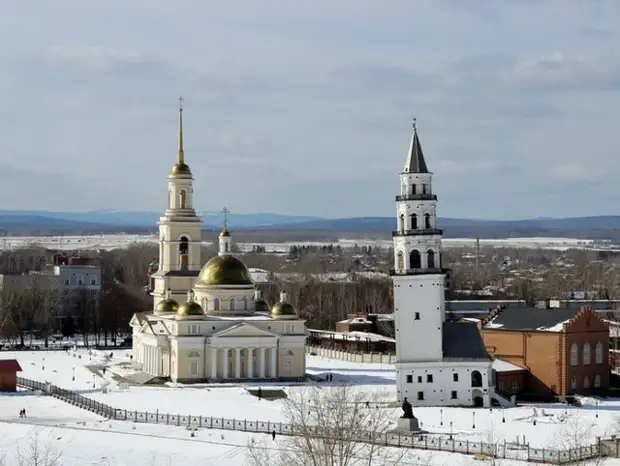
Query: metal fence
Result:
<box><xmin>16</xmin><ymin>376</ymin><xmax>601</xmax><ymax>465</ymax></box>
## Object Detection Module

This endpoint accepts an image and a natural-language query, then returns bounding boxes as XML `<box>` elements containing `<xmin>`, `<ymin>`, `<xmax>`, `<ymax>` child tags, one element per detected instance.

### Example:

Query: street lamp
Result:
<box><xmin>502</xmin><ymin>407</ymin><xmax>505</xmax><ymax>423</ymax></box>
<box><xmin>72</xmin><ymin>366</ymin><xmax>75</xmax><ymax>381</ymax></box>
<box><xmin>472</xmin><ymin>411</ymin><xmax>476</xmax><ymax>429</ymax></box>
<box><xmin>92</xmin><ymin>374</ymin><xmax>95</xmax><ymax>388</ymax></box>
<box><xmin>42</xmin><ymin>357</ymin><xmax>45</xmax><ymax>371</ymax></box>
<box><xmin>440</xmin><ymin>409</ymin><xmax>444</xmax><ymax>426</ymax></box>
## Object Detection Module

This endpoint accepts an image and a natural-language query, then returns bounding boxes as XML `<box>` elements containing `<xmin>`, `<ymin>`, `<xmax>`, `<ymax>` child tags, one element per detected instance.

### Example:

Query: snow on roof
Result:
<box><xmin>309</xmin><ymin>329</ymin><xmax>395</xmax><ymax>343</ymax></box>
<box><xmin>337</xmin><ymin>317</ymin><xmax>372</xmax><ymax>324</ymax></box>
<box><xmin>492</xmin><ymin>359</ymin><xmax>525</xmax><ymax>373</ymax></box>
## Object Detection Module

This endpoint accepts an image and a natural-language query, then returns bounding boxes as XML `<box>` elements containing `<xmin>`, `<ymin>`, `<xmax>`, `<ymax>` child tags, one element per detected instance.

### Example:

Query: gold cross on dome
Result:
<box><xmin>222</xmin><ymin>206</ymin><xmax>230</xmax><ymax>229</ymax></box>
<box><xmin>178</xmin><ymin>96</ymin><xmax>184</xmax><ymax>110</ymax></box>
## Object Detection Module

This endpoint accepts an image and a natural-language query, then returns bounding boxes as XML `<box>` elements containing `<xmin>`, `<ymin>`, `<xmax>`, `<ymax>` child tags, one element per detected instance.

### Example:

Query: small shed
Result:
<box><xmin>0</xmin><ymin>359</ymin><xmax>22</xmax><ymax>392</ymax></box>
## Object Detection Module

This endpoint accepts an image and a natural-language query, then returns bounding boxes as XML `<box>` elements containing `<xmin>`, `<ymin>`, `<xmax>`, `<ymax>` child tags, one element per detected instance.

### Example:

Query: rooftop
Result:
<box><xmin>483</xmin><ymin>307</ymin><xmax>581</xmax><ymax>332</ymax></box>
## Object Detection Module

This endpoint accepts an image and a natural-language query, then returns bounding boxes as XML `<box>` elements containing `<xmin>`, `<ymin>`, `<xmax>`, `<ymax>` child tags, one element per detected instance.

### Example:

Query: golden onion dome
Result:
<box><xmin>156</xmin><ymin>298</ymin><xmax>179</xmax><ymax>314</ymax></box>
<box><xmin>219</xmin><ymin>228</ymin><xmax>231</xmax><ymax>238</ymax></box>
<box><xmin>255</xmin><ymin>299</ymin><xmax>270</xmax><ymax>313</ymax></box>
<box><xmin>197</xmin><ymin>255</ymin><xmax>253</xmax><ymax>286</ymax></box>
<box><xmin>176</xmin><ymin>301</ymin><xmax>203</xmax><ymax>318</ymax></box>
<box><xmin>271</xmin><ymin>301</ymin><xmax>297</xmax><ymax>318</ymax></box>
<box><xmin>170</xmin><ymin>162</ymin><xmax>192</xmax><ymax>176</ymax></box>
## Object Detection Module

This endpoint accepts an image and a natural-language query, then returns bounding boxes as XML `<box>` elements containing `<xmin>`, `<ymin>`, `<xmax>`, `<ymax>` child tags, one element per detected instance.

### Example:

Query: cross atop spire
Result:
<box><xmin>222</xmin><ymin>206</ymin><xmax>230</xmax><ymax>231</ymax></box>
<box><xmin>177</xmin><ymin>96</ymin><xmax>184</xmax><ymax>165</ymax></box>
<box><xmin>403</xmin><ymin>117</ymin><xmax>428</xmax><ymax>174</ymax></box>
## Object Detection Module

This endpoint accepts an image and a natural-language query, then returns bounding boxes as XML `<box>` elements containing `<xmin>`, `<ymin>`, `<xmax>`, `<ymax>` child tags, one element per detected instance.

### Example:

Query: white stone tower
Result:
<box><xmin>152</xmin><ymin>98</ymin><xmax>203</xmax><ymax>310</ymax></box>
<box><xmin>392</xmin><ymin>119</ymin><xmax>446</xmax><ymax>390</ymax></box>
<box><xmin>218</xmin><ymin>206</ymin><xmax>233</xmax><ymax>256</ymax></box>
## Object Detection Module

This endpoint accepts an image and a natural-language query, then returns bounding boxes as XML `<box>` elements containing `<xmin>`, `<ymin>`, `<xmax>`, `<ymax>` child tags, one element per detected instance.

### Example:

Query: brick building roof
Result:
<box><xmin>483</xmin><ymin>307</ymin><xmax>581</xmax><ymax>332</ymax></box>
<box><xmin>0</xmin><ymin>360</ymin><xmax>22</xmax><ymax>372</ymax></box>
<box><xmin>442</xmin><ymin>321</ymin><xmax>491</xmax><ymax>361</ymax></box>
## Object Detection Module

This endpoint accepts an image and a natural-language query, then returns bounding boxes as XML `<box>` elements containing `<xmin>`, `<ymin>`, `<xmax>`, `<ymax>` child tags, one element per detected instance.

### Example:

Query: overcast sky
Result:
<box><xmin>0</xmin><ymin>0</ymin><xmax>618</xmax><ymax>219</ymax></box>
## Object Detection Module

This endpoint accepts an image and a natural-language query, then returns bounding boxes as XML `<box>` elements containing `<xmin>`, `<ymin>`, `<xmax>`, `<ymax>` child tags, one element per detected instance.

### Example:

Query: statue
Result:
<box><xmin>401</xmin><ymin>397</ymin><xmax>414</xmax><ymax>419</ymax></box>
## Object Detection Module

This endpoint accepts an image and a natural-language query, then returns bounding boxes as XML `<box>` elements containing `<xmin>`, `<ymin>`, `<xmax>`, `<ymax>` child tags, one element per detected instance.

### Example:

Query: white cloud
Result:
<box><xmin>44</xmin><ymin>46</ymin><xmax>161</xmax><ymax>73</ymax></box>
<box><xmin>549</xmin><ymin>163</ymin><xmax>600</xmax><ymax>182</ymax></box>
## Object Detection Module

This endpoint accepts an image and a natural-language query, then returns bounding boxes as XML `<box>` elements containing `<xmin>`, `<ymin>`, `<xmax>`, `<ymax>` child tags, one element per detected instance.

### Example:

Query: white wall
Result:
<box><xmin>393</xmin><ymin>274</ymin><xmax>445</xmax><ymax>362</ymax></box>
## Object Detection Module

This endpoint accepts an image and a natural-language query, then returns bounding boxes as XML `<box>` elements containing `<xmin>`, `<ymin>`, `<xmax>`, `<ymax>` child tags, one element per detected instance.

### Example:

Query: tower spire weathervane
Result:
<box><xmin>177</xmin><ymin>96</ymin><xmax>184</xmax><ymax>165</ymax></box>
<box><xmin>412</xmin><ymin>117</ymin><xmax>417</xmax><ymax>132</ymax></box>
<box><xmin>222</xmin><ymin>206</ymin><xmax>230</xmax><ymax>231</ymax></box>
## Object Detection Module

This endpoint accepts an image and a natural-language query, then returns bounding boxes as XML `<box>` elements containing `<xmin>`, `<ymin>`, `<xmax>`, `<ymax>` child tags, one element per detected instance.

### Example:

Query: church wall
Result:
<box><xmin>152</xmin><ymin>276</ymin><xmax>198</xmax><ymax>311</ymax></box>
<box><xmin>194</xmin><ymin>287</ymin><xmax>256</xmax><ymax>313</ymax></box>
<box><xmin>277</xmin><ymin>341</ymin><xmax>306</xmax><ymax>379</ymax></box>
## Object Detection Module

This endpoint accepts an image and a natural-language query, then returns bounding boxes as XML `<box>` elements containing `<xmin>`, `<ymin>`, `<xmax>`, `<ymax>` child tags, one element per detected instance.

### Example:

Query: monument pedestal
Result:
<box><xmin>395</xmin><ymin>417</ymin><xmax>421</xmax><ymax>433</ymax></box>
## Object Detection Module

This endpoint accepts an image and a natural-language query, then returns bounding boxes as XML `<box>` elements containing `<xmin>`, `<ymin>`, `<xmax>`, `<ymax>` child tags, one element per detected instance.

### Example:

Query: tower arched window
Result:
<box><xmin>225</xmin><ymin>242</ymin><xmax>229</xmax><ymax>252</ymax></box>
<box><xmin>214</xmin><ymin>297</ymin><xmax>221</xmax><ymax>311</ymax></box>
<box><xmin>422</xmin><ymin>184</ymin><xmax>428</xmax><ymax>194</ymax></box>
<box><xmin>410</xmin><ymin>214</ymin><xmax>418</xmax><ymax>230</ymax></box>
<box><xmin>399</xmin><ymin>214</ymin><xmax>405</xmax><ymax>231</ymax></box>
<box><xmin>229</xmin><ymin>297</ymin><xmax>236</xmax><ymax>311</ymax></box>
<box><xmin>411</xmin><ymin>184</ymin><xmax>416</xmax><ymax>195</ymax></box>
<box><xmin>594</xmin><ymin>374</ymin><xmax>601</xmax><ymax>388</ymax></box>
<box><xmin>179</xmin><ymin>236</ymin><xmax>189</xmax><ymax>269</ymax></box>
<box><xmin>596</xmin><ymin>342</ymin><xmax>603</xmax><ymax>364</ymax></box>
<box><xmin>397</xmin><ymin>251</ymin><xmax>404</xmax><ymax>272</ymax></box>
<box><xmin>424</xmin><ymin>213</ymin><xmax>431</xmax><ymax>229</ymax></box>
<box><xmin>180</xmin><ymin>190</ymin><xmax>187</xmax><ymax>209</ymax></box>
<box><xmin>427</xmin><ymin>250</ymin><xmax>435</xmax><ymax>269</ymax></box>
<box><xmin>584</xmin><ymin>376</ymin><xmax>590</xmax><ymax>389</ymax></box>
<box><xmin>410</xmin><ymin>250</ymin><xmax>421</xmax><ymax>269</ymax></box>
<box><xmin>571</xmin><ymin>376</ymin><xmax>577</xmax><ymax>391</ymax></box>
<box><xmin>583</xmin><ymin>343</ymin><xmax>591</xmax><ymax>365</ymax></box>
<box><xmin>243</xmin><ymin>297</ymin><xmax>248</xmax><ymax>311</ymax></box>
<box><xmin>570</xmin><ymin>343</ymin><xmax>578</xmax><ymax>366</ymax></box>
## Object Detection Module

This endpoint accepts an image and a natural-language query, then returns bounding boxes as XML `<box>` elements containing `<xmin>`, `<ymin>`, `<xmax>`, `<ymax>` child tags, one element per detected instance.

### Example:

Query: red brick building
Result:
<box><xmin>0</xmin><ymin>360</ymin><xmax>22</xmax><ymax>392</ymax></box>
<box><xmin>481</xmin><ymin>306</ymin><xmax>609</xmax><ymax>397</ymax></box>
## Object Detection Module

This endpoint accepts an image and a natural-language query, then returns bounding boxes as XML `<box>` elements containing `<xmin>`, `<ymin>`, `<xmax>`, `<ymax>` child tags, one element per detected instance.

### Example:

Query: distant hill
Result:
<box><xmin>0</xmin><ymin>210</ymin><xmax>620</xmax><ymax>239</ymax></box>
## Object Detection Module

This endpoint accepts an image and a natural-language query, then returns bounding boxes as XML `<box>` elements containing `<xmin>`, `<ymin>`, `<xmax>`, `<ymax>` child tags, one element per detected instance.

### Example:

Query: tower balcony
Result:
<box><xmin>389</xmin><ymin>267</ymin><xmax>448</xmax><ymax>276</ymax></box>
<box><xmin>395</xmin><ymin>194</ymin><xmax>437</xmax><ymax>202</ymax></box>
<box><xmin>392</xmin><ymin>228</ymin><xmax>443</xmax><ymax>237</ymax></box>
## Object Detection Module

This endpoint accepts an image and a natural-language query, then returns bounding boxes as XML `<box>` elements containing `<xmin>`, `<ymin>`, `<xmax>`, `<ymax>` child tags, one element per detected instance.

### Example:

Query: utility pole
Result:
<box><xmin>475</xmin><ymin>237</ymin><xmax>480</xmax><ymax>288</ymax></box>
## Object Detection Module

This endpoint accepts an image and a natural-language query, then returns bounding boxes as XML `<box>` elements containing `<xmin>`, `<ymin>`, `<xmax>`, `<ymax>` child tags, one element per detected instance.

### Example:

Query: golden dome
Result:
<box><xmin>271</xmin><ymin>301</ymin><xmax>297</xmax><ymax>318</ymax></box>
<box><xmin>219</xmin><ymin>229</ymin><xmax>231</xmax><ymax>238</ymax></box>
<box><xmin>255</xmin><ymin>299</ymin><xmax>270</xmax><ymax>313</ymax></box>
<box><xmin>170</xmin><ymin>163</ymin><xmax>192</xmax><ymax>176</ymax></box>
<box><xmin>177</xmin><ymin>301</ymin><xmax>203</xmax><ymax>318</ymax></box>
<box><xmin>156</xmin><ymin>298</ymin><xmax>179</xmax><ymax>314</ymax></box>
<box><xmin>197</xmin><ymin>255</ymin><xmax>253</xmax><ymax>286</ymax></box>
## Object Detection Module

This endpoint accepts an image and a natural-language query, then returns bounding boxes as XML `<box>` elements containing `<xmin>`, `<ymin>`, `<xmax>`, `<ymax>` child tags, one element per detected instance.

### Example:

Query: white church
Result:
<box><xmin>130</xmin><ymin>100</ymin><xmax>307</xmax><ymax>383</ymax></box>
<box><xmin>391</xmin><ymin>121</ymin><xmax>496</xmax><ymax>408</ymax></box>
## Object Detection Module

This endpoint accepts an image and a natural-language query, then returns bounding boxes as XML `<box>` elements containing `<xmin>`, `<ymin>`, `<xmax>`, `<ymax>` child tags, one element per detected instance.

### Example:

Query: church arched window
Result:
<box><xmin>179</xmin><ymin>236</ymin><xmax>189</xmax><ymax>269</ymax></box>
<box><xmin>424</xmin><ymin>213</ymin><xmax>431</xmax><ymax>229</ymax></box>
<box><xmin>214</xmin><ymin>297</ymin><xmax>221</xmax><ymax>311</ymax></box>
<box><xmin>180</xmin><ymin>190</ymin><xmax>187</xmax><ymax>209</ymax></box>
<box><xmin>410</xmin><ymin>250</ymin><xmax>421</xmax><ymax>269</ymax></box>
<box><xmin>411</xmin><ymin>184</ymin><xmax>416</xmax><ymax>195</ymax></box>
<box><xmin>229</xmin><ymin>297</ymin><xmax>236</xmax><ymax>311</ymax></box>
<box><xmin>427</xmin><ymin>250</ymin><xmax>435</xmax><ymax>269</ymax></box>
<box><xmin>188</xmin><ymin>350</ymin><xmax>200</xmax><ymax>358</ymax></box>
<box><xmin>397</xmin><ymin>251</ymin><xmax>404</xmax><ymax>272</ymax></box>
<box><xmin>243</xmin><ymin>297</ymin><xmax>248</xmax><ymax>311</ymax></box>
<box><xmin>398</xmin><ymin>214</ymin><xmax>405</xmax><ymax>231</ymax></box>
<box><xmin>410</xmin><ymin>214</ymin><xmax>418</xmax><ymax>230</ymax></box>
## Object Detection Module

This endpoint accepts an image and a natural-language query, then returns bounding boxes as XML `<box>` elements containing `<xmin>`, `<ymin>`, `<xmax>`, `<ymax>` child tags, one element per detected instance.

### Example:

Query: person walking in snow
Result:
<box><xmin>271</xmin><ymin>430</ymin><xmax>276</xmax><ymax>441</ymax></box>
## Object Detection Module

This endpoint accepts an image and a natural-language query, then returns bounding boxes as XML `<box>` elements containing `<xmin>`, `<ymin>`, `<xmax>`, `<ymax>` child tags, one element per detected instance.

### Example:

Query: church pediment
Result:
<box><xmin>212</xmin><ymin>322</ymin><xmax>278</xmax><ymax>339</ymax></box>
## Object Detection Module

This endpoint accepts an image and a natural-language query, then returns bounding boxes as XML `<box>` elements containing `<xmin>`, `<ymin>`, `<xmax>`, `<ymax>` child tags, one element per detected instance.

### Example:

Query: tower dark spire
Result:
<box><xmin>403</xmin><ymin>118</ymin><xmax>429</xmax><ymax>173</ymax></box>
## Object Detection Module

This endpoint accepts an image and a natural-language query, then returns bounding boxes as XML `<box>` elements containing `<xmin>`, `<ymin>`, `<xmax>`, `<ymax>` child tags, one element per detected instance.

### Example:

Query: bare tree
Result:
<box><xmin>15</xmin><ymin>429</ymin><xmax>62</xmax><ymax>466</ymax></box>
<box><xmin>552</xmin><ymin>415</ymin><xmax>605</xmax><ymax>466</ymax></box>
<box><xmin>246</xmin><ymin>385</ymin><xmax>406</xmax><ymax>466</ymax></box>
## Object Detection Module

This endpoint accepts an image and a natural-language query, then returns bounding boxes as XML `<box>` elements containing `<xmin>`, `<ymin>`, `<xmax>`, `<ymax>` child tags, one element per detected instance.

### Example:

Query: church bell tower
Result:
<box><xmin>392</xmin><ymin>119</ymin><xmax>446</xmax><ymax>370</ymax></box>
<box><xmin>152</xmin><ymin>98</ymin><xmax>203</xmax><ymax>310</ymax></box>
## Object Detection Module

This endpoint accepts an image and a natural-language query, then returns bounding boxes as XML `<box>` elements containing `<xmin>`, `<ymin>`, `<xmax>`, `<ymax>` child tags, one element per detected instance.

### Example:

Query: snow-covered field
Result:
<box><xmin>0</xmin><ymin>234</ymin><xmax>611</xmax><ymax>253</ymax></box>
<box><xmin>1</xmin><ymin>349</ymin><xmax>619</xmax><ymax>465</ymax></box>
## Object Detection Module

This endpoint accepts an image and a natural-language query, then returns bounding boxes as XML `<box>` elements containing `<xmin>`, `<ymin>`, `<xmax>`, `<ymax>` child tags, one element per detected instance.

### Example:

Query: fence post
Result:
<box><xmin>146</xmin><ymin>411</ymin><xmax>148</xmax><ymax>423</ymax></box>
<box><xmin>199</xmin><ymin>416</ymin><xmax>202</xmax><ymax>427</ymax></box>
<box><xmin>244</xmin><ymin>419</ymin><xmax>247</xmax><ymax>431</ymax></box>
<box><xmin>268</xmin><ymin>421</ymin><xmax>270</xmax><ymax>432</ymax></box>
<box><xmin>177</xmin><ymin>414</ymin><xmax>180</xmax><ymax>426</ymax></box>
<box><xmin>134</xmin><ymin>410</ymin><xmax>137</xmax><ymax>421</ymax></box>
<box><xmin>124</xmin><ymin>409</ymin><xmax>127</xmax><ymax>420</ymax></box>
<box><xmin>156</xmin><ymin>410</ymin><xmax>159</xmax><ymax>424</ymax></box>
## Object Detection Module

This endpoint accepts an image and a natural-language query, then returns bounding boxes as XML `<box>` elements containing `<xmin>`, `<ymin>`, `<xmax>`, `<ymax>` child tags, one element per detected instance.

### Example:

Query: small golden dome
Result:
<box><xmin>271</xmin><ymin>301</ymin><xmax>297</xmax><ymax>318</ymax></box>
<box><xmin>255</xmin><ymin>299</ymin><xmax>270</xmax><ymax>313</ymax></box>
<box><xmin>156</xmin><ymin>298</ymin><xmax>179</xmax><ymax>314</ymax></box>
<box><xmin>170</xmin><ymin>163</ymin><xmax>192</xmax><ymax>176</ymax></box>
<box><xmin>219</xmin><ymin>229</ymin><xmax>231</xmax><ymax>238</ymax></box>
<box><xmin>177</xmin><ymin>301</ymin><xmax>203</xmax><ymax>317</ymax></box>
<box><xmin>197</xmin><ymin>255</ymin><xmax>253</xmax><ymax>286</ymax></box>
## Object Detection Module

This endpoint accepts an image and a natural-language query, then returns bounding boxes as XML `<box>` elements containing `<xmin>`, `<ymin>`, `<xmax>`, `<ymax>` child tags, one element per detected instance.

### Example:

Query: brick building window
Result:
<box><xmin>451</xmin><ymin>391</ymin><xmax>457</xmax><ymax>399</ymax></box>
<box><xmin>570</xmin><ymin>343</ymin><xmax>579</xmax><ymax>366</ymax></box>
<box><xmin>583</xmin><ymin>343</ymin><xmax>591</xmax><ymax>365</ymax></box>
<box><xmin>571</xmin><ymin>376</ymin><xmax>577</xmax><ymax>391</ymax></box>
<box><xmin>594</xmin><ymin>374</ymin><xmax>601</xmax><ymax>387</ymax></box>
<box><xmin>511</xmin><ymin>380</ymin><xmax>519</xmax><ymax>394</ymax></box>
<box><xmin>596</xmin><ymin>342</ymin><xmax>603</xmax><ymax>364</ymax></box>
<box><xmin>584</xmin><ymin>376</ymin><xmax>590</xmax><ymax>389</ymax></box>
<box><xmin>417</xmin><ymin>391</ymin><xmax>424</xmax><ymax>401</ymax></box>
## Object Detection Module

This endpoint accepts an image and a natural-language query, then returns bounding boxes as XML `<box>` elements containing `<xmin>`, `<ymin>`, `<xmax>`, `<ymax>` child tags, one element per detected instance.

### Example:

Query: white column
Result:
<box><xmin>222</xmin><ymin>348</ymin><xmax>228</xmax><ymax>379</ymax></box>
<box><xmin>211</xmin><ymin>348</ymin><xmax>218</xmax><ymax>379</ymax></box>
<box><xmin>259</xmin><ymin>348</ymin><xmax>266</xmax><ymax>379</ymax></box>
<box><xmin>270</xmin><ymin>347</ymin><xmax>277</xmax><ymax>378</ymax></box>
<box><xmin>247</xmin><ymin>348</ymin><xmax>254</xmax><ymax>379</ymax></box>
<box><xmin>235</xmin><ymin>348</ymin><xmax>241</xmax><ymax>379</ymax></box>
<box><xmin>146</xmin><ymin>347</ymin><xmax>151</xmax><ymax>374</ymax></box>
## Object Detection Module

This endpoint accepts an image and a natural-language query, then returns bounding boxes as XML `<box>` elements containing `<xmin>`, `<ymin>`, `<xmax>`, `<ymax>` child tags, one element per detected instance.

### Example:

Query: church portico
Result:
<box><xmin>208</xmin><ymin>341</ymin><xmax>279</xmax><ymax>380</ymax></box>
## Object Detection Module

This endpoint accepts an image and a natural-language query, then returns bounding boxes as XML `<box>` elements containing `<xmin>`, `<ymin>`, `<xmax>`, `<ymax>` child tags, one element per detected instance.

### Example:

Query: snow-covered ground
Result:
<box><xmin>0</xmin><ymin>234</ymin><xmax>611</xmax><ymax>253</ymax></box>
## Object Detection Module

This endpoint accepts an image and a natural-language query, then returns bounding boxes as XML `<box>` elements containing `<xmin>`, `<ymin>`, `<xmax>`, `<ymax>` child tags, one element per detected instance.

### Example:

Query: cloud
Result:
<box><xmin>44</xmin><ymin>46</ymin><xmax>164</xmax><ymax>74</ymax></box>
<box><xmin>549</xmin><ymin>163</ymin><xmax>601</xmax><ymax>182</ymax></box>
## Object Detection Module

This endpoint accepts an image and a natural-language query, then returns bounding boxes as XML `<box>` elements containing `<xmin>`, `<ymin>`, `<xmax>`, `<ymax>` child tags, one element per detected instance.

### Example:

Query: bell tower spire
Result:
<box><xmin>219</xmin><ymin>206</ymin><xmax>233</xmax><ymax>256</ymax></box>
<box><xmin>177</xmin><ymin>96</ymin><xmax>185</xmax><ymax>166</ymax></box>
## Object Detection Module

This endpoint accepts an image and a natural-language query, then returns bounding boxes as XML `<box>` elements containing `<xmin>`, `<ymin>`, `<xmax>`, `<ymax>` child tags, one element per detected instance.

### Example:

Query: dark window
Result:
<box><xmin>422</xmin><ymin>184</ymin><xmax>427</xmax><ymax>194</ymax></box>
<box><xmin>427</xmin><ymin>250</ymin><xmax>435</xmax><ymax>269</ymax></box>
<box><xmin>424</xmin><ymin>213</ymin><xmax>431</xmax><ymax>229</ymax></box>
<box><xmin>426</xmin><ymin>374</ymin><xmax>433</xmax><ymax>383</ymax></box>
<box><xmin>453</xmin><ymin>373</ymin><xmax>459</xmax><ymax>382</ymax></box>
<box><xmin>451</xmin><ymin>391</ymin><xmax>457</xmax><ymax>399</ymax></box>
<box><xmin>471</xmin><ymin>370</ymin><xmax>483</xmax><ymax>388</ymax></box>
<box><xmin>417</xmin><ymin>376</ymin><xmax>422</xmax><ymax>383</ymax></box>
<box><xmin>417</xmin><ymin>391</ymin><xmax>424</xmax><ymax>401</ymax></box>
<box><xmin>411</xmin><ymin>184</ymin><xmax>416</xmax><ymax>195</ymax></box>
<box><xmin>415</xmin><ymin>312</ymin><xmax>420</xmax><ymax>320</ymax></box>
<box><xmin>406</xmin><ymin>375</ymin><xmax>413</xmax><ymax>383</ymax></box>
<box><xmin>411</xmin><ymin>214</ymin><xmax>418</xmax><ymax>229</ymax></box>
<box><xmin>410</xmin><ymin>250</ymin><xmax>421</xmax><ymax>269</ymax></box>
